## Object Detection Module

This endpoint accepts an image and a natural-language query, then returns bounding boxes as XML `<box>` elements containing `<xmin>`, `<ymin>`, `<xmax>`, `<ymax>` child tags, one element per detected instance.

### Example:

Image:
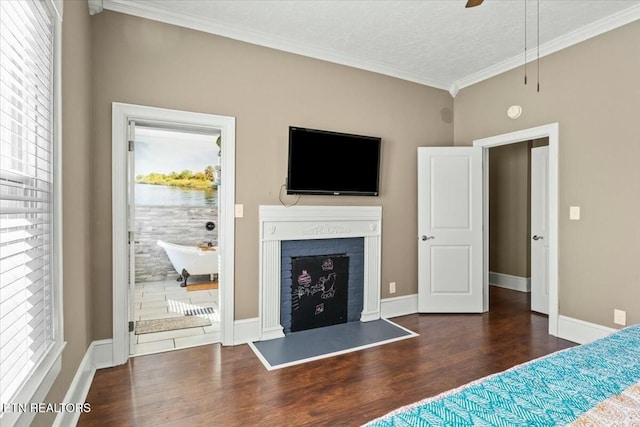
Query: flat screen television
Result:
<box><xmin>287</xmin><ymin>126</ymin><xmax>381</xmax><ymax>196</ymax></box>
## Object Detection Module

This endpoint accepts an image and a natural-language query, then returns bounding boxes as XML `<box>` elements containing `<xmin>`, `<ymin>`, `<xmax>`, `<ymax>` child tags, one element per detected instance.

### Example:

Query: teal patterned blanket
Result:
<box><xmin>365</xmin><ymin>324</ymin><xmax>640</xmax><ymax>426</ymax></box>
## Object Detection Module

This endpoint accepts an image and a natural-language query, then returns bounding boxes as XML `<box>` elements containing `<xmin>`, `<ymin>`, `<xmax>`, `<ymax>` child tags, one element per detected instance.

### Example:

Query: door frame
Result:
<box><xmin>112</xmin><ymin>102</ymin><xmax>236</xmax><ymax>365</ymax></box>
<box><xmin>473</xmin><ymin>123</ymin><xmax>559</xmax><ymax>336</ymax></box>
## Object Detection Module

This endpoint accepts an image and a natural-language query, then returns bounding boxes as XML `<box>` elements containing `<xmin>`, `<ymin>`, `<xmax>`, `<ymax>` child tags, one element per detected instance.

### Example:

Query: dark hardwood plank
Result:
<box><xmin>79</xmin><ymin>287</ymin><xmax>574</xmax><ymax>426</ymax></box>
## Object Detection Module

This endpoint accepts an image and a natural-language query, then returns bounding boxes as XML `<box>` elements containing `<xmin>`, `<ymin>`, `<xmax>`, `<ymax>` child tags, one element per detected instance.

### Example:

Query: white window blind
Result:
<box><xmin>0</xmin><ymin>0</ymin><xmax>56</xmax><ymax>405</ymax></box>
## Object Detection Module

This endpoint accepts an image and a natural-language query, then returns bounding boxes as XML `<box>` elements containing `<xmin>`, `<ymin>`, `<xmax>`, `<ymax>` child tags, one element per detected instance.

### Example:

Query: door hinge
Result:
<box><xmin>128</xmin><ymin>321</ymin><xmax>134</xmax><ymax>332</ymax></box>
<box><xmin>128</xmin><ymin>231</ymin><xmax>134</xmax><ymax>243</ymax></box>
<box><xmin>128</xmin><ymin>120</ymin><xmax>135</xmax><ymax>151</ymax></box>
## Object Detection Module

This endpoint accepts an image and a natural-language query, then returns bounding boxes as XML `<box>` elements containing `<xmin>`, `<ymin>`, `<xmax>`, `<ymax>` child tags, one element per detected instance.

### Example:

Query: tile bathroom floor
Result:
<box><xmin>134</xmin><ymin>276</ymin><xmax>220</xmax><ymax>355</ymax></box>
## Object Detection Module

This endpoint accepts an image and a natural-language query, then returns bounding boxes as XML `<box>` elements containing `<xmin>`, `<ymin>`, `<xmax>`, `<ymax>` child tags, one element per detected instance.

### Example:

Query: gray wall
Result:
<box><xmin>36</xmin><ymin>1</ymin><xmax>94</xmax><ymax>425</ymax></box>
<box><xmin>455</xmin><ymin>21</ymin><xmax>640</xmax><ymax>328</ymax></box>
<box><xmin>77</xmin><ymin>7</ymin><xmax>636</xmax><ymax>342</ymax></box>
<box><xmin>488</xmin><ymin>141</ymin><xmax>531</xmax><ymax>278</ymax></box>
<box><xmin>90</xmin><ymin>10</ymin><xmax>454</xmax><ymax>336</ymax></box>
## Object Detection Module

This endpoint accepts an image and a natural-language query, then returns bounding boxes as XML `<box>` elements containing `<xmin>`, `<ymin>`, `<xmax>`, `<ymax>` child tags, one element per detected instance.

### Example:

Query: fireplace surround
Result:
<box><xmin>259</xmin><ymin>205</ymin><xmax>382</xmax><ymax>341</ymax></box>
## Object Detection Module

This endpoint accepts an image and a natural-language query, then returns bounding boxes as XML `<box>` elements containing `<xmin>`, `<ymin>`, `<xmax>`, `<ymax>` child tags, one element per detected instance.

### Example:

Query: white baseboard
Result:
<box><xmin>381</xmin><ymin>294</ymin><xmax>418</xmax><ymax>318</ymax></box>
<box><xmin>233</xmin><ymin>317</ymin><xmax>261</xmax><ymax>345</ymax></box>
<box><xmin>93</xmin><ymin>339</ymin><xmax>115</xmax><ymax>369</ymax></box>
<box><xmin>489</xmin><ymin>272</ymin><xmax>531</xmax><ymax>292</ymax></box>
<box><xmin>53</xmin><ymin>339</ymin><xmax>113</xmax><ymax>427</ymax></box>
<box><xmin>557</xmin><ymin>315</ymin><xmax>616</xmax><ymax>344</ymax></box>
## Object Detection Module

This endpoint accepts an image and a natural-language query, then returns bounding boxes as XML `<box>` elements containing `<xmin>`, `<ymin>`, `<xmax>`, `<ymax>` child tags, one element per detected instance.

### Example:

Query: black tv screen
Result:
<box><xmin>287</xmin><ymin>127</ymin><xmax>381</xmax><ymax>196</ymax></box>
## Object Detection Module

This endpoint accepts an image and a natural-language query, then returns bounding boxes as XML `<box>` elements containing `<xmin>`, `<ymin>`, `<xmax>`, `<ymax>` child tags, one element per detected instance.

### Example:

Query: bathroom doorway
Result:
<box><xmin>112</xmin><ymin>103</ymin><xmax>236</xmax><ymax>365</ymax></box>
<box><xmin>129</xmin><ymin>124</ymin><xmax>222</xmax><ymax>356</ymax></box>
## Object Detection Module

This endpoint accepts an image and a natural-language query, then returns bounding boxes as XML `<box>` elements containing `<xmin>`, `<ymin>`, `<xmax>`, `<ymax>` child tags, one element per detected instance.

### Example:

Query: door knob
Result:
<box><xmin>532</xmin><ymin>235</ymin><xmax>543</xmax><ymax>241</ymax></box>
<box><xmin>421</xmin><ymin>235</ymin><xmax>435</xmax><ymax>241</ymax></box>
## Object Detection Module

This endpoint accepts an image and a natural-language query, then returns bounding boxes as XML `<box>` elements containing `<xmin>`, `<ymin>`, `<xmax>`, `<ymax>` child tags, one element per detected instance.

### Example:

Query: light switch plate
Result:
<box><xmin>235</xmin><ymin>204</ymin><xmax>244</xmax><ymax>218</ymax></box>
<box><xmin>569</xmin><ymin>206</ymin><xmax>580</xmax><ymax>220</ymax></box>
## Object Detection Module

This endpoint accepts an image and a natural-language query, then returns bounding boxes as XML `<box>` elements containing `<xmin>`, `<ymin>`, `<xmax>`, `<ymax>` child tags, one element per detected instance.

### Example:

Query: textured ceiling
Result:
<box><xmin>99</xmin><ymin>0</ymin><xmax>640</xmax><ymax>94</ymax></box>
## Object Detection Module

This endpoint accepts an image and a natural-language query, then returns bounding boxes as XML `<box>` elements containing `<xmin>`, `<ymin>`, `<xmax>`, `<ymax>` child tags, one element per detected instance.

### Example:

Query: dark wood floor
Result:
<box><xmin>79</xmin><ymin>287</ymin><xmax>574</xmax><ymax>426</ymax></box>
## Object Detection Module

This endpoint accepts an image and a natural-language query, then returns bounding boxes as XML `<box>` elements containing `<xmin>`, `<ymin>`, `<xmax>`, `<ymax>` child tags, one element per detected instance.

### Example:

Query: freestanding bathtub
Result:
<box><xmin>157</xmin><ymin>240</ymin><xmax>218</xmax><ymax>287</ymax></box>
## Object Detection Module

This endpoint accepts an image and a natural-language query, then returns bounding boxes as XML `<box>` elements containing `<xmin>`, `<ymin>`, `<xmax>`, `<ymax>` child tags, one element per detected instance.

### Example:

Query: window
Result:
<box><xmin>0</xmin><ymin>0</ymin><xmax>63</xmax><ymax>424</ymax></box>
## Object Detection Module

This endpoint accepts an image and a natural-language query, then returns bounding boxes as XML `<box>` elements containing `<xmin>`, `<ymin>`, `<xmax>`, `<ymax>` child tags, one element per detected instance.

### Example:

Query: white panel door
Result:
<box><xmin>531</xmin><ymin>146</ymin><xmax>549</xmax><ymax>314</ymax></box>
<box><xmin>418</xmin><ymin>147</ymin><xmax>484</xmax><ymax>312</ymax></box>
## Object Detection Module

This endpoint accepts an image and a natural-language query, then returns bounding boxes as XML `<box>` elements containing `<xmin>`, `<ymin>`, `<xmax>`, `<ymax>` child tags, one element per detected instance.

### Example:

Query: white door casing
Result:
<box><xmin>474</xmin><ymin>123</ymin><xmax>559</xmax><ymax>337</ymax></box>
<box><xmin>531</xmin><ymin>146</ymin><xmax>550</xmax><ymax>314</ymax></box>
<box><xmin>112</xmin><ymin>103</ymin><xmax>236</xmax><ymax>365</ymax></box>
<box><xmin>418</xmin><ymin>147</ymin><xmax>484</xmax><ymax>313</ymax></box>
<box><xmin>128</xmin><ymin>120</ymin><xmax>137</xmax><ymax>354</ymax></box>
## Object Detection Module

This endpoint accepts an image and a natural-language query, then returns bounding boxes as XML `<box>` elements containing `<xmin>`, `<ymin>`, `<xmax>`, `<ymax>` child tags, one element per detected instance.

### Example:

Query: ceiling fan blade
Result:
<box><xmin>465</xmin><ymin>0</ymin><xmax>484</xmax><ymax>7</ymax></box>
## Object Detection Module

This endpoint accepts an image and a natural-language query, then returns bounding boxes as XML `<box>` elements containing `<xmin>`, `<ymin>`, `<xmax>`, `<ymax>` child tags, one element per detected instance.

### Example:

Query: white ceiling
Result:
<box><xmin>95</xmin><ymin>0</ymin><xmax>640</xmax><ymax>95</ymax></box>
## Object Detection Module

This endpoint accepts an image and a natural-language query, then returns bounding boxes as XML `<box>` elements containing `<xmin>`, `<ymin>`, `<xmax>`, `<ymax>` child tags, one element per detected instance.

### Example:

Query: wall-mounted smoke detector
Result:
<box><xmin>507</xmin><ymin>105</ymin><xmax>522</xmax><ymax>119</ymax></box>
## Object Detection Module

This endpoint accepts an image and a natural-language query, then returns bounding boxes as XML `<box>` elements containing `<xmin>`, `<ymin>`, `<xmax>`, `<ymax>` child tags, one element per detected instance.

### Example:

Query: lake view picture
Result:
<box><xmin>136</xmin><ymin>167</ymin><xmax>218</xmax><ymax>206</ymax></box>
<box><xmin>134</xmin><ymin>130</ymin><xmax>220</xmax><ymax>207</ymax></box>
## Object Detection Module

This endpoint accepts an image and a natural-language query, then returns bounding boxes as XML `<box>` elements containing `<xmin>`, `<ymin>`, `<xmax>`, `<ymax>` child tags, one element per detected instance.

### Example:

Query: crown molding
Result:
<box><xmin>98</xmin><ymin>0</ymin><xmax>639</xmax><ymax>96</ymax></box>
<box><xmin>448</xmin><ymin>83</ymin><xmax>460</xmax><ymax>98</ymax></box>
<box><xmin>453</xmin><ymin>4</ymin><xmax>640</xmax><ymax>92</ymax></box>
<box><xmin>100</xmin><ymin>0</ymin><xmax>451</xmax><ymax>91</ymax></box>
<box><xmin>87</xmin><ymin>0</ymin><xmax>103</xmax><ymax>15</ymax></box>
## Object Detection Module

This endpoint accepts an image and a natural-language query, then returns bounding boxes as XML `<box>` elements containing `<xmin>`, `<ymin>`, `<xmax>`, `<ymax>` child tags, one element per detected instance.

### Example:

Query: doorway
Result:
<box><xmin>416</xmin><ymin>123</ymin><xmax>559</xmax><ymax>337</ymax></box>
<box><xmin>130</xmin><ymin>125</ymin><xmax>221</xmax><ymax>355</ymax></box>
<box><xmin>112</xmin><ymin>103</ymin><xmax>236</xmax><ymax>365</ymax></box>
<box><xmin>474</xmin><ymin>123</ymin><xmax>559</xmax><ymax>336</ymax></box>
<box><xmin>487</xmin><ymin>138</ymin><xmax>549</xmax><ymax>314</ymax></box>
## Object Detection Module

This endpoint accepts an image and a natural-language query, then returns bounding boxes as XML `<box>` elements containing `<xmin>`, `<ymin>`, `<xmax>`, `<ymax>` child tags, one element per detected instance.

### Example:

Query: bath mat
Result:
<box><xmin>135</xmin><ymin>316</ymin><xmax>211</xmax><ymax>334</ymax></box>
<box><xmin>184</xmin><ymin>307</ymin><xmax>215</xmax><ymax>316</ymax></box>
<box><xmin>186</xmin><ymin>282</ymin><xmax>218</xmax><ymax>291</ymax></box>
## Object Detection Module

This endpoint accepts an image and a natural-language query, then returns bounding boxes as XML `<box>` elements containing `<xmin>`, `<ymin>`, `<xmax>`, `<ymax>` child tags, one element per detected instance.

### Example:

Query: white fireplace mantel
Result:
<box><xmin>259</xmin><ymin>205</ymin><xmax>382</xmax><ymax>341</ymax></box>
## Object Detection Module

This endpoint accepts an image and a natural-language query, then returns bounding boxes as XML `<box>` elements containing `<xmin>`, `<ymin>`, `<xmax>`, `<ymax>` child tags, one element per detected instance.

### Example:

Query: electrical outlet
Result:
<box><xmin>389</xmin><ymin>282</ymin><xmax>396</xmax><ymax>294</ymax></box>
<box><xmin>234</xmin><ymin>204</ymin><xmax>244</xmax><ymax>218</ymax></box>
<box><xmin>614</xmin><ymin>309</ymin><xmax>626</xmax><ymax>326</ymax></box>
